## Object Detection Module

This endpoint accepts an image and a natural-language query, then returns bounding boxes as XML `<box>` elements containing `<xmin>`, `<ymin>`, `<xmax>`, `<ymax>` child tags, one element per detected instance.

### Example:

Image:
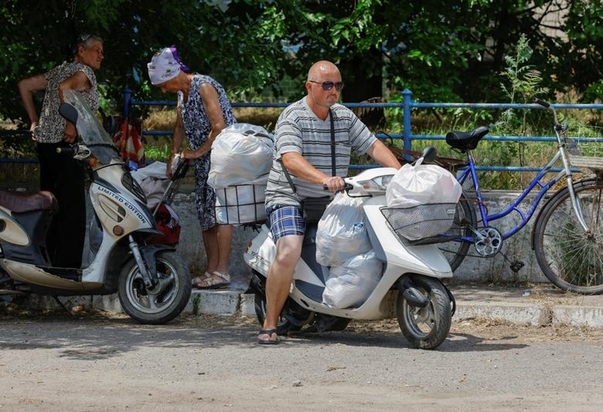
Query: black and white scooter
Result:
<box><xmin>0</xmin><ymin>90</ymin><xmax>191</xmax><ymax>324</ymax></box>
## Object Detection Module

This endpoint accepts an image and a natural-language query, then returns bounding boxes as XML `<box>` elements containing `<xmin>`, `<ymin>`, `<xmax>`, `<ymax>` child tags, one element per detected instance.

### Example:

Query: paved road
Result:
<box><xmin>0</xmin><ymin>312</ymin><xmax>602</xmax><ymax>411</ymax></box>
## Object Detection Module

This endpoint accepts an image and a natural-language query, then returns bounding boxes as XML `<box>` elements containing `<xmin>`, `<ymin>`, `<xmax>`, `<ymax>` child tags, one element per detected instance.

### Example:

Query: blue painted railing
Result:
<box><xmin>124</xmin><ymin>88</ymin><xmax>603</xmax><ymax>171</ymax></box>
<box><xmin>3</xmin><ymin>89</ymin><xmax>603</xmax><ymax>170</ymax></box>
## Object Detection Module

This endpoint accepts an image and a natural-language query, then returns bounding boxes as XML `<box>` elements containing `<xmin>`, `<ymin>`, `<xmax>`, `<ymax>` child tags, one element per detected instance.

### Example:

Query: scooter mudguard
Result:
<box><xmin>0</xmin><ymin>208</ymin><xmax>30</xmax><ymax>246</ymax></box>
<box><xmin>0</xmin><ymin>208</ymin><xmax>54</xmax><ymax>266</ymax></box>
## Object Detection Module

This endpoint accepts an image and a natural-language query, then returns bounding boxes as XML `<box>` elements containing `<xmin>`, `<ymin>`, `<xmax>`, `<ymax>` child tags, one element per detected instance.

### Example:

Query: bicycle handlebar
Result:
<box><xmin>534</xmin><ymin>99</ymin><xmax>550</xmax><ymax>109</ymax></box>
<box><xmin>534</xmin><ymin>98</ymin><xmax>561</xmax><ymax>127</ymax></box>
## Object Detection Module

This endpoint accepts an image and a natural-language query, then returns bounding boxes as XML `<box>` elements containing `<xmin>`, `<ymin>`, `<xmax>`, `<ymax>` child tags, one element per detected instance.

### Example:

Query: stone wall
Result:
<box><xmin>168</xmin><ymin>187</ymin><xmax>548</xmax><ymax>285</ymax></box>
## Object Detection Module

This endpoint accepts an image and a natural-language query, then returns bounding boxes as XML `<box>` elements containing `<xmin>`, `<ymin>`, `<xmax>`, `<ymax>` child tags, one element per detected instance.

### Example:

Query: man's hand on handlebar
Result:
<box><xmin>322</xmin><ymin>176</ymin><xmax>346</xmax><ymax>193</ymax></box>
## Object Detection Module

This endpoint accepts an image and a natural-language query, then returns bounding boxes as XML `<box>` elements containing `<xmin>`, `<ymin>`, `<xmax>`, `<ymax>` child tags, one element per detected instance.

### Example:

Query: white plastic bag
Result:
<box><xmin>315</xmin><ymin>192</ymin><xmax>372</xmax><ymax>267</ymax></box>
<box><xmin>208</xmin><ymin>123</ymin><xmax>274</xmax><ymax>189</ymax></box>
<box><xmin>131</xmin><ymin>161</ymin><xmax>167</xmax><ymax>182</ymax></box>
<box><xmin>131</xmin><ymin>162</ymin><xmax>169</xmax><ymax>209</ymax></box>
<box><xmin>386</xmin><ymin>160</ymin><xmax>462</xmax><ymax>208</ymax></box>
<box><xmin>322</xmin><ymin>251</ymin><xmax>383</xmax><ymax>309</ymax></box>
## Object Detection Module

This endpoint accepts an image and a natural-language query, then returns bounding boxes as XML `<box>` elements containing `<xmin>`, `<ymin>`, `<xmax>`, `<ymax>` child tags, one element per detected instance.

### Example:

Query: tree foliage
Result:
<box><xmin>1</xmin><ymin>0</ymin><xmax>602</xmax><ymax>125</ymax></box>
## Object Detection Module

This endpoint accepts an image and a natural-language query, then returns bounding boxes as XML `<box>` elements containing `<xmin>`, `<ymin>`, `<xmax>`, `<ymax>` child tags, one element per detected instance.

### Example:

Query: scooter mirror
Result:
<box><xmin>421</xmin><ymin>146</ymin><xmax>438</xmax><ymax>163</ymax></box>
<box><xmin>59</xmin><ymin>102</ymin><xmax>79</xmax><ymax>124</ymax></box>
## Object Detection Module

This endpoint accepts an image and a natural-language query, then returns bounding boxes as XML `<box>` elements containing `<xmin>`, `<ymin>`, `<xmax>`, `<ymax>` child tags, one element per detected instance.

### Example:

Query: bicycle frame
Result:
<box><xmin>456</xmin><ymin>109</ymin><xmax>590</xmax><ymax>243</ymax></box>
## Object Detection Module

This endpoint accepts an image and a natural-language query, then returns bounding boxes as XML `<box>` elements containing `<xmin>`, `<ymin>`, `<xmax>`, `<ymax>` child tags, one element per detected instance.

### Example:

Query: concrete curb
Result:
<box><xmin>185</xmin><ymin>290</ymin><xmax>256</xmax><ymax>317</ymax></box>
<box><xmin>192</xmin><ymin>290</ymin><xmax>603</xmax><ymax>329</ymax></box>
<box><xmin>455</xmin><ymin>302</ymin><xmax>603</xmax><ymax>328</ymax></box>
<box><xmin>11</xmin><ymin>288</ymin><xmax>603</xmax><ymax>329</ymax></box>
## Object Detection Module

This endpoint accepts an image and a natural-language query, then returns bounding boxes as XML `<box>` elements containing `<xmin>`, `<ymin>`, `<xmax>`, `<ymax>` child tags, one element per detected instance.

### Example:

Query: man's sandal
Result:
<box><xmin>195</xmin><ymin>271</ymin><xmax>231</xmax><ymax>289</ymax></box>
<box><xmin>257</xmin><ymin>328</ymin><xmax>278</xmax><ymax>345</ymax></box>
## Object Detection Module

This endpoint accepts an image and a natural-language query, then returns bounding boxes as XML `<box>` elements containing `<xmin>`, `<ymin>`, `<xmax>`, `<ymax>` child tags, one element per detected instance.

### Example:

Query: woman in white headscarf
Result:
<box><xmin>148</xmin><ymin>46</ymin><xmax>236</xmax><ymax>289</ymax></box>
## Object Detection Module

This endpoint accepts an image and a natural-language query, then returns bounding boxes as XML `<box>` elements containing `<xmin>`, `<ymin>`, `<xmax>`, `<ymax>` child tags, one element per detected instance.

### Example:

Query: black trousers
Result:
<box><xmin>37</xmin><ymin>142</ymin><xmax>86</xmax><ymax>268</ymax></box>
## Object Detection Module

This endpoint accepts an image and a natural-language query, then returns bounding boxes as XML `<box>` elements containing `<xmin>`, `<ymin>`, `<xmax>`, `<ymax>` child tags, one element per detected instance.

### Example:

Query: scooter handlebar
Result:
<box><xmin>323</xmin><ymin>183</ymin><xmax>354</xmax><ymax>191</ymax></box>
<box><xmin>56</xmin><ymin>146</ymin><xmax>75</xmax><ymax>156</ymax></box>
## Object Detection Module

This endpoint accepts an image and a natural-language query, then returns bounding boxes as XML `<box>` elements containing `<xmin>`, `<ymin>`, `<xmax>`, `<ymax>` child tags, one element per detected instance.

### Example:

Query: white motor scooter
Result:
<box><xmin>0</xmin><ymin>90</ymin><xmax>191</xmax><ymax>324</ymax></box>
<box><xmin>244</xmin><ymin>148</ymin><xmax>458</xmax><ymax>349</ymax></box>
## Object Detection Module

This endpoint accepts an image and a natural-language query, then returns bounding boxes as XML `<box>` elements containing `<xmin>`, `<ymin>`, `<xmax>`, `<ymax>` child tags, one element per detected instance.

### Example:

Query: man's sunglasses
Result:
<box><xmin>309</xmin><ymin>80</ymin><xmax>344</xmax><ymax>91</ymax></box>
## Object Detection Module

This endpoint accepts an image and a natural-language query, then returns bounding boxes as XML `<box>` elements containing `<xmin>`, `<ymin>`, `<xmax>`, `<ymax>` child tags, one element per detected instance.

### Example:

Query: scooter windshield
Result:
<box><xmin>62</xmin><ymin>89</ymin><xmax>119</xmax><ymax>164</ymax></box>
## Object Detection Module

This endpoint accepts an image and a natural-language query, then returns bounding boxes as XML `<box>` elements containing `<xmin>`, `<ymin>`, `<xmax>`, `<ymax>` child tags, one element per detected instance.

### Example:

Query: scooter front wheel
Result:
<box><xmin>396</xmin><ymin>276</ymin><xmax>452</xmax><ymax>350</ymax></box>
<box><xmin>118</xmin><ymin>250</ymin><xmax>192</xmax><ymax>324</ymax></box>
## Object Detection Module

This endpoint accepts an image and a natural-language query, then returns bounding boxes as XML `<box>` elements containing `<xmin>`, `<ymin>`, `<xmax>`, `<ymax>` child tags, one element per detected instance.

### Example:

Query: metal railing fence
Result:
<box><xmin>2</xmin><ymin>88</ymin><xmax>603</xmax><ymax>171</ymax></box>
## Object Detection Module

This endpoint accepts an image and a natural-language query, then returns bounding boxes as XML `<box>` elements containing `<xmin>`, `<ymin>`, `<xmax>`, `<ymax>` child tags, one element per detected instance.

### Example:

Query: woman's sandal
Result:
<box><xmin>195</xmin><ymin>271</ymin><xmax>231</xmax><ymax>289</ymax></box>
<box><xmin>191</xmin><ymin>271</ymin><xmax>212</xmax><ymax>286</ymax></box>
<box><xmin>257</xmin><ymin>328</ymin><xmax>279</xmax><ymax>345</ymax></box>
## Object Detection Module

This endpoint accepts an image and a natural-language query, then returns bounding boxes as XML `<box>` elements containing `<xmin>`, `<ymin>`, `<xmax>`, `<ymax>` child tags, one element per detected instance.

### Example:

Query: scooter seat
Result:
<box><xmin>0</xmin><ymin>190</ymin><xmax>58</xmax><ymax>213</ymax></box>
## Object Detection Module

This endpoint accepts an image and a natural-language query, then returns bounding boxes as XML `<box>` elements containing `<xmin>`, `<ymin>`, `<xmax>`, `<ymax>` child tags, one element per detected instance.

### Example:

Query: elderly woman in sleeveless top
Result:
<box><xmin>147</xmin><ymin>46</ymin><xmax>236</xmax><ymax>288</ymax></box>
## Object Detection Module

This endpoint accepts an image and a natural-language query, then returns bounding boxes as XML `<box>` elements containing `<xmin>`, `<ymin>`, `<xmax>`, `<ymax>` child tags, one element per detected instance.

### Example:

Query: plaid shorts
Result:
<box><xmin>266</xmin><ymin>205</ymin><xmax>305</xmax><ymax>242</ymax></box>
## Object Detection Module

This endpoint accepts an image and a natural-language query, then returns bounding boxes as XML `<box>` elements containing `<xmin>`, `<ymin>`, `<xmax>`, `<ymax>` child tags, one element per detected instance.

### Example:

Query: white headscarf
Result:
<box><xmin>147</xmin><ymin>46</ymin><xmax>189</xmax><ymax>85</ymax></box>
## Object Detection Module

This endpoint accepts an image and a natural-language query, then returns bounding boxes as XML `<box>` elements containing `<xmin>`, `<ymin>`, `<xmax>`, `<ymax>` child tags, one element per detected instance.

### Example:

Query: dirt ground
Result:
<box><xmin>2</xmin><ymin>307</ymin><xmax>603</xmax><ymax>412</ymax></box>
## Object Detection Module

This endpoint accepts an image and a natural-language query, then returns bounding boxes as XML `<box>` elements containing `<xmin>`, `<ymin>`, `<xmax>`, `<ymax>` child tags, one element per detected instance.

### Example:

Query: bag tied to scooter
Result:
<box><xmin>384</xmin><ymin>159</ymin><xmax>462</xmax><ymax>243</ymax></box>
<box><xmin>316</xmin><ymin>192</ymin><xmax>371</xmax><ymax>267</ymax></box>
<box><xmin>322</xmin><ymin>250</ymin><xmax>383</xmax><ymax>309</ymax></box>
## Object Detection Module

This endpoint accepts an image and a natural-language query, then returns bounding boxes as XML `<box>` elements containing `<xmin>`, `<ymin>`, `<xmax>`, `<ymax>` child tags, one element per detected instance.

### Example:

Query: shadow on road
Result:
<box><xmin>0</xmin><ymin>311</ymin><xmax>529</xmax><ymax>358</ymax></box>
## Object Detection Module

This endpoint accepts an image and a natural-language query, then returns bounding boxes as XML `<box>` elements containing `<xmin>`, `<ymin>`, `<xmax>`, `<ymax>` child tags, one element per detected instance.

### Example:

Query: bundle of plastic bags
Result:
<box><xmin>322</xmin><ymin>251</ymin><xmax>383</xmax><ymax>309</ymax></box>
<box><xmin>315</xmin><ymin>192</ymin><xmax>372</xmax><ymax>267</ymax></box>
<box><xmin>214</xmin><ymin>175</ymin><xmax>268</xmax><ymax>224</ymax></box>
<box><xmin>384</xmin><ymin>158</ymin><xmax>462</xmax><ymax>242</ymax></box>
<box><xmin>208</xmin><ymin>123</ymin><xmax>274</xmax><ymax>189</ymax></box>
<box><xmin>385</xmin><ymin>159</ymin><xmax>461</xmax><ymax>208</ymax></box>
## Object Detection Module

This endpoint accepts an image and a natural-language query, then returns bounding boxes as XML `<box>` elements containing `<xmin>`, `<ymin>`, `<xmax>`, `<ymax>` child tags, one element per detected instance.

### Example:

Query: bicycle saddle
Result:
<box><xmin>445</xmin><ymin>126</ymin><xmax>490</xmax><ymax>151</ymax></box>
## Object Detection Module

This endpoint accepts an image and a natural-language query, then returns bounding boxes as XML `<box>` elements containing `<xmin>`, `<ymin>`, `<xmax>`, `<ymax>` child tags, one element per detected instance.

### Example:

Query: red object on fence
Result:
<box><xmin>112</xmin><ymin>117</ymin><xmax>145</xmax><ymax>168</ymax></box>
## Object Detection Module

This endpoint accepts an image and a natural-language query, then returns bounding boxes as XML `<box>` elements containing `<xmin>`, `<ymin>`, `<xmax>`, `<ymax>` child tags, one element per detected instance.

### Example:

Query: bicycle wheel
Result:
<box><xmin>533</xmin><ymin>179</ymin><xmax>603</xmax><ymax>294</ymax></box>
<box><xmin>438</xmin><ymin>191</ymin><xmax>477</xmax><ymax>271</ymax></box>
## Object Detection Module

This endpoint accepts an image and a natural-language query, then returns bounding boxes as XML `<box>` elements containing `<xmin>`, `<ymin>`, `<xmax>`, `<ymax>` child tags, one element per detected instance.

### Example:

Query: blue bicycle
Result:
<box><xmin>399</xmin><ymin>99</ymin><xmax>603</xmax><ymax>295</ymax></box>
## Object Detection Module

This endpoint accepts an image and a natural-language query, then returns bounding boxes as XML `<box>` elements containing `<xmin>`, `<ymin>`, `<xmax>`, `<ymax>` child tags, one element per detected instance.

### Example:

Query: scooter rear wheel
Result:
<box><xmin>396</xmin><ymin>276</ymin><xmax>452</xmax><ymax>350</ymax></box>
<box><xmin>118</xmin><ymin>250</ymin><xmax>192</xmax><ymax>324</ymax></box>
<box><xmin>254</xmin><ymin>292</ymin><xmax>312</xmax><ymax>336</ymax></box>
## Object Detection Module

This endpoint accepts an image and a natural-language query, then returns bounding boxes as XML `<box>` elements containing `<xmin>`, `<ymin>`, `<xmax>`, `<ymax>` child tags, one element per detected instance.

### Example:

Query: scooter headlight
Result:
<box><xmin>357</xmin><ymin>174</ymin><xmax>394</xmax><ymax>191</ymax></box>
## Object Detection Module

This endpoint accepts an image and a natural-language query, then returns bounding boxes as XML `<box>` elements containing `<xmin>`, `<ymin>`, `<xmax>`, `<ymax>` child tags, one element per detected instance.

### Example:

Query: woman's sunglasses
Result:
<box><xmin>309</xmin><ymin>80</ymin><xmax>344</xmax><ymax>92</ymax></box>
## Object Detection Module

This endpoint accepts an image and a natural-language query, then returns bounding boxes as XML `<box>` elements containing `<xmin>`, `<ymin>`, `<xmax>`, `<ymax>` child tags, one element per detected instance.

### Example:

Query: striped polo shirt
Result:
<box><xmin>265</xmin><ymin>97</ymin><xmax>377</xmax><ymax>208</ymax></box>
